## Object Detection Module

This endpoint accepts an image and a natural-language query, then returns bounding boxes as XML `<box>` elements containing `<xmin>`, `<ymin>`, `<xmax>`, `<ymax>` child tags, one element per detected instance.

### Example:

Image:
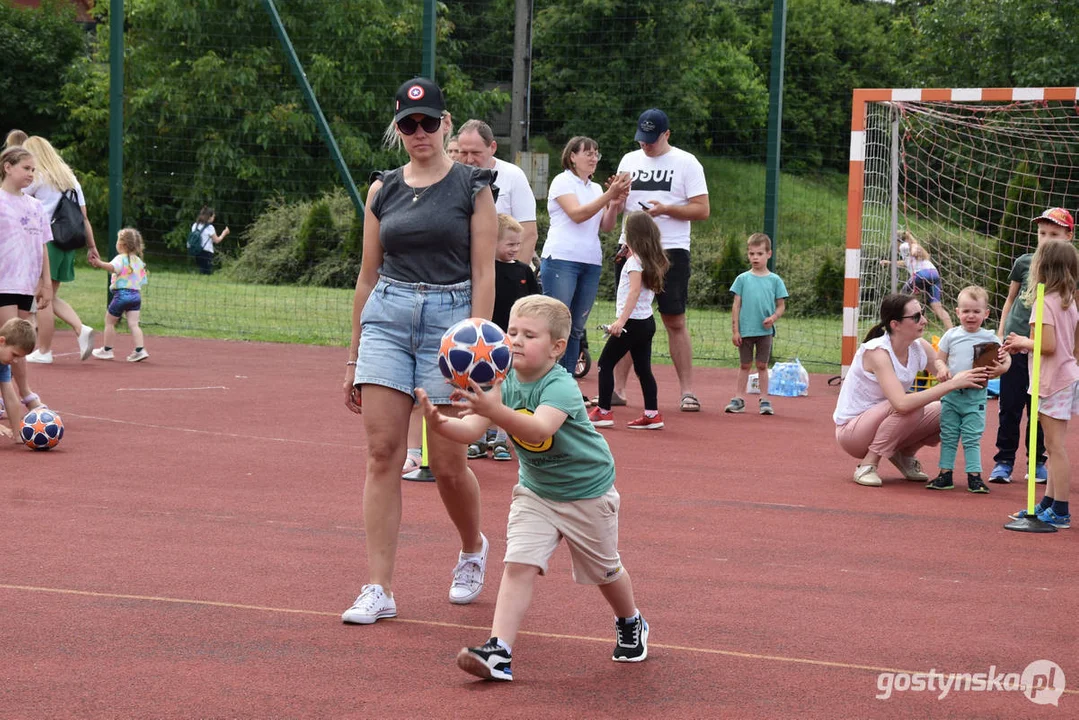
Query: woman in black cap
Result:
<box><xmin>341</xmin><ymin>78</ymin><xmax>498</xmax><ymax>625</ymax></box>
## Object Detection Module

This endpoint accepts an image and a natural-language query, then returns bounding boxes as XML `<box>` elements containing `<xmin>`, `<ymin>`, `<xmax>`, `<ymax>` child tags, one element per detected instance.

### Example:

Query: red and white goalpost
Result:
<box><xmin>842</xmin><ymin>87</ymin><xmax>1079</xmax><ymax>376</ymax></box>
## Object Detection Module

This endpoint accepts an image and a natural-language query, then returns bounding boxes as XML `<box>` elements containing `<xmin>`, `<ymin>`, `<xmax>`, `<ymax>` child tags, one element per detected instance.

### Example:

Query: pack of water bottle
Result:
<box><xmin>769</xmin><ymin>358</ymin><xmax>809</xmax><ymax>397</ymax></box>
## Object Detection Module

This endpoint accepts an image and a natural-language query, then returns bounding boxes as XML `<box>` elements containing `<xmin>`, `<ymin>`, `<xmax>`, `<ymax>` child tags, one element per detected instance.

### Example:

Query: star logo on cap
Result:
<box><xmin>408</xmin><ymin>85</ymin><xmax>425</xmax><ymax>100</ymax></box>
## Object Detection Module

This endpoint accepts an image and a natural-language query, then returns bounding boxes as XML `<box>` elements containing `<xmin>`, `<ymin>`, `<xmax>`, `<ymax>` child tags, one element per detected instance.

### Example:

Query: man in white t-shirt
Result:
<box><xmin>456</xmin><ymin>119</ymin><xmax>539</xmax><ymax>264</ymax></box>
<box><xmin>602</xmin><ymin>109</ymin><xmax>710</xmax><ymax>412</ymax></box>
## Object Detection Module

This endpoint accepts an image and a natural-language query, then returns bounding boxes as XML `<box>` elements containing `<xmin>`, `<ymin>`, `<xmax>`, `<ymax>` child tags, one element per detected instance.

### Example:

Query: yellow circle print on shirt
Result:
<box><xmin>511</xmin><ymin>407</ymin><xmax>553</xmax><ymax>452</ymax></box>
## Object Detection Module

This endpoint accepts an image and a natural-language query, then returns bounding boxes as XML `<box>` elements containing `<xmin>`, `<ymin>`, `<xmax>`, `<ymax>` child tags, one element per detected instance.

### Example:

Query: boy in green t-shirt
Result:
<box><xmin>990</xmin><ymin>208</ymin><xmax>1074</xmax><ymax>483</ymax></box>
<box><xmin>417</xmin><ymin>295</ymin><xmax>648</xmax><ymax>682</ymax></box>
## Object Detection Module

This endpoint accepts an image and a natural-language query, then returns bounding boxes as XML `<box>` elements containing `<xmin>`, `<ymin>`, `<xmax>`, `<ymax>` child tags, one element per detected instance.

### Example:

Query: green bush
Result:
<box><xmin>231</xmin><ymin>189</ymin><xmax>360</xmax><ymax>288</ymax></box>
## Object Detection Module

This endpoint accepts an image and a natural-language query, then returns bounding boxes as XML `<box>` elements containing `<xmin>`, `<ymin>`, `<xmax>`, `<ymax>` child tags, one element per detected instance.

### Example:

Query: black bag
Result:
<box><xmin>50</xmin><ymin>189</ymin><xmax>87</xmax><ymax>251</ymax></box>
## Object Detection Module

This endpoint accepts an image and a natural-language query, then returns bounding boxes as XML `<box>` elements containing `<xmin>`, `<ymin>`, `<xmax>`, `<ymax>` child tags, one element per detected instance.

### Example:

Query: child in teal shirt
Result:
<box><xmin>417</xmin><ymin>295</ymin><xmax>648</xmax><ymax>682</ymax></box>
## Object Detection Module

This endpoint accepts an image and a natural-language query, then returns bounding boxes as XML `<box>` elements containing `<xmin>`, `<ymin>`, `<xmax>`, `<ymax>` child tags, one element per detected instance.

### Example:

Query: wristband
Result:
<box><xmin>346</xmin><ymin>361</ymin><xmax>357</xmax><ymax>366</ymax></box>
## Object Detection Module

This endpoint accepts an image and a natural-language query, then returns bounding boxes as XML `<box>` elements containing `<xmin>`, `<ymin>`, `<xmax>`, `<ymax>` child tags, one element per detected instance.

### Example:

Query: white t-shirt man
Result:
<box><xmin>492</xmin><ymin>157</ymin><xmax>537</xmax><ymax>223</ymax></box>
<box><xmin>616</xmin><ymin>147</ymin><xmax>708</xmax><ymax>251</ymax></box>
<box><xmin>542</xmin><ymin>169</ymin><xmax>604</xmax><ymax>265</ymax></box>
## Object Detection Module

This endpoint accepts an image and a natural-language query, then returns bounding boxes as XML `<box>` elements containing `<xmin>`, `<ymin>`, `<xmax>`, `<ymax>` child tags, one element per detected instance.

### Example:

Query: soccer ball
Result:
<box><xmin>438</xmin><ymin>318</ymin><xmax>512</xmax><ymax>390</ymax></box>
<box><xmin>21</xmin><ymin>407</ymin><xmax>64</xmax><ymax>451</ymax></box>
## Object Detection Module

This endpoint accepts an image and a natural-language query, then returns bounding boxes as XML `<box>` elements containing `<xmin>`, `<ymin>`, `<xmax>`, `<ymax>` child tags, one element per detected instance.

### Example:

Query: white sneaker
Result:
<box><xmin>853</xmin><ymin>465</ymin><xmax>883</xmax><ymax>487</ymax></box>
<box><xmin>127</xmin><ymin>349</ymin><xmax>150</xmax><ymax>362</ymax></box>
<box><xmin>341</xmin><ymin>584</ymin><xmax>397</xmax><ymax>624</ymax></box>
<box><xmin>77</xmin><ymin>325</ymin><xmax>95</xmax><ymax>361</ymax></box>
<box><xmin>449</xmin><ymin>533</ymin><xmax>489</xmax><ymax>605</ymax></box>
<box><xmin>92</xmin><ymin>348</ymin><xmax>114</xmax><ymax>360</ymax></box>
<box><xmin>26</xmin><ymin>349</ymin><xmax>53</xmax><ymax>364</ymax></box>
<box><xmin>889</xmin><ymin>453</ymin><xmax>929</xmax><ymax>481</ymax></box>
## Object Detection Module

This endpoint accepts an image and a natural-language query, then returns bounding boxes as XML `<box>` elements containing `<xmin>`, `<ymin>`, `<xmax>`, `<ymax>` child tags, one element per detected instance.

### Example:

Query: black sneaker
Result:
<box><xmin>612</xmin><ymin>614</ymin><xmax>649</xmax><ymax>662</ymax></box>
<box><xmin>926</xmin><ymin>470</ymin><xmax>954</xmax><ymax>490</ymax></box>
<box><xmin>967</xmin><ymin>473</ymin><xmax>990</xmax><ymax>494</ymax></box>
<box><xmin>457</xmin><ymin>637</ymin><xmax>512</xmax><ymax>681</ymax></box>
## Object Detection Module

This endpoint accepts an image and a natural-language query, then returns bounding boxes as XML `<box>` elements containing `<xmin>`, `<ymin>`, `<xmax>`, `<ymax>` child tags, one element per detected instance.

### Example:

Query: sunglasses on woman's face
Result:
<box><xmin>902</xmin><ymin>311</ymin><xmax>924</xmax><ymax>323</ymax></box>
<box><xmin>397</xmin><ymin>115</ymin><xmax>442</xmax><ymax>136</ymax></box>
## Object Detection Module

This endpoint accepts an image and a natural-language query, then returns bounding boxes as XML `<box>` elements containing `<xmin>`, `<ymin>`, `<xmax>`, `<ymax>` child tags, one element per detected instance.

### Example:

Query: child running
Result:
<box><xmin>417</xmin><ymin>295</ymin><xmax>648</xmax><ymax>681</ymax></box>
<box><xmin>926</xmin><ymin>286</ymin><xmax>1010</xmax><ymax>493</ymax></box>
<box><xmin>589</xmin><ymin>211</ymin><xmax>669</xmax><ymax>429</ymax></box>
<box><xmin>725</xmin><ymin>232</ymin><xmax>788</xmax><ymax>415</ymax></box>
<box><xmin>880</xmin><ymin>230</ymin><xmax>953</xmax><ymax>330</ymax></box>
<box><xmin>1003</xmin><ymin>240</ymin><xmax>1079</xmax><ymax>529</ymax></box>
<box><xmin>0</xmin><ymin>318</ymin><xmax>36</xmax><ymax>441</ymax></box>
<box><xmin>89</xmin><ymin>228</ymin><xmax>150</xmax><ymax>362</ymax></box>
<box><xmin>468</xmin><ymin>213</ymin><xmax>539</xmax><ymax>460</ymax></box>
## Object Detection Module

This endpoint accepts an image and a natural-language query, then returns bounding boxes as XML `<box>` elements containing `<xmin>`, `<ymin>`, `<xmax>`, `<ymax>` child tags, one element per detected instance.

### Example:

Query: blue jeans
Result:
<box><xmin>540</xmin><ymin>258</ymin><xmax>602</xmax><ymax>374</ymax></box>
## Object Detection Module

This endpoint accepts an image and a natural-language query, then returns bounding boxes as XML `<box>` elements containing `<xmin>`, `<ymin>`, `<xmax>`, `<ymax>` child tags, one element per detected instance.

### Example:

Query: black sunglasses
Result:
<box><xmin>397</xmin><ymin>115</ymin><xmax>442</xmax><ymax>136</ymax></box>
<box><xmin>901</xmin><ymin>311</ymin><xmax>924</xmax><ymax>323</ymax></box>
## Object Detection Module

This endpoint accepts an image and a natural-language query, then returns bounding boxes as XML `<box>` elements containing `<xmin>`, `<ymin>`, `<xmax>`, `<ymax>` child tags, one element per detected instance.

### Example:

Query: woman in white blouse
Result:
<box><xmin>833</xmin><ymin>293</ymin><xmax>986</xmax><ymax>487</ymax></box>
<box><xmin>540</xmin><ymin>137</ymin><xmax>630</xmax><ymax>373</ymax></box>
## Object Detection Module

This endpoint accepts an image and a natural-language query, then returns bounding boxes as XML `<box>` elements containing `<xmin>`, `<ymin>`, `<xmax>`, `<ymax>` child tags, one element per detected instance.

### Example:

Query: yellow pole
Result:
<box><xmin>1025</xmin><ymin>283</ymin><xmax>1045</xmax><ymax>515</ymax></box>
<box><xmin>420</xmin><ymin>418</ymin><xmax>429</xmax><ymax>467</ymax></box>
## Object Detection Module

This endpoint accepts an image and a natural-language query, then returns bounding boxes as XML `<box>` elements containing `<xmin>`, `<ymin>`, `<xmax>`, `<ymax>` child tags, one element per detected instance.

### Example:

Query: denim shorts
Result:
<box><xmin>107</xmin><ymin>289</ymin><xmax>142</xmax><ymax>317</ymax></box>
<box><xmin>354</xmin><ymin>276</ymin><xmax>471</xmax><ymax>405</ymax></box>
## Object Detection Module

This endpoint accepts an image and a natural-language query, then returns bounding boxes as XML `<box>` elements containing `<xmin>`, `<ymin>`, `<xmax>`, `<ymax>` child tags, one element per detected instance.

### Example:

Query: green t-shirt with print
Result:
<box><xmin>499</xmin><ymin>363</ymin><xmax>615</xmax><ymax>501</ymax></box>
<box><xmin>730</xmin><ymin>270</ymin><xmax>789</xmax><ymax>338</ymax></box>
<box><xmin>1003</xmin><ymin>253</ymin><xmax>1034</xmax><ymax>338</ymax></box>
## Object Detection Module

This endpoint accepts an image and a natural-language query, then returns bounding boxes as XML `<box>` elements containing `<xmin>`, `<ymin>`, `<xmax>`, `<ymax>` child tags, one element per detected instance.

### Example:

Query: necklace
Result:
<box><xmin>411</xmin><ymin>184</ymin><xmax>432</xmax><ymax>204</ymax></box>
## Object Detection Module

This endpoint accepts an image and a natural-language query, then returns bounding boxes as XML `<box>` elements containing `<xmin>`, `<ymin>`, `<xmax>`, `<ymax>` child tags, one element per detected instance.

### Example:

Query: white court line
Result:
<box><xmin>61</xmin><ymin>411</ymin><xmax>361</xmax><ymax>449</ymax></box>
<box><xmin>115</xmin><ymin>386</ymin><xmax>229</xmax><ymax>392</ymax></box>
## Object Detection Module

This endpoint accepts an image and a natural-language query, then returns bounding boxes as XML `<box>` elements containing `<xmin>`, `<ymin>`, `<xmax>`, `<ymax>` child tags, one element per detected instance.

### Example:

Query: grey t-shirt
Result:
<box><xmin>1003</xmin><ymin>253</ymin><xmax>1034</xmax><ymax>338</ymax></box>
<box><xmin>371</xmin><ymin>163</ymin><xmax>495</xmax><ymax>285</ymax></box>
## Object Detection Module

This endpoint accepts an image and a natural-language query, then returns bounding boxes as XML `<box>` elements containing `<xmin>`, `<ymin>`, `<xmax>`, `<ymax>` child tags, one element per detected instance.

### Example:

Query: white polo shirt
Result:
<box><xmin>617</xmin><ymin>146</ymin><xmax>707</xmax><ymax>251</ymax></box>
<box><xmin>542</xmin><ymin>169</ymin><xmax>604</xmax><ymax>265</ymax></box>
<box><xmin>492</xmin><ymin>157</ymin><xmax>537</xmax><ymax>223</ymax></box>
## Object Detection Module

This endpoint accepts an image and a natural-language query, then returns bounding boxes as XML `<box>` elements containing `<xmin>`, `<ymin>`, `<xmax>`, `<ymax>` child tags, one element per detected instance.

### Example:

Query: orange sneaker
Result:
<box><xmin>627</xmin><ymin>412</ymin><xmax>664</xmax><ymax>430</ymax></box>
<box><xmin>588</xmin><ymin>407</ymin><xmax>614</xmax><ymax>427</ymax></box>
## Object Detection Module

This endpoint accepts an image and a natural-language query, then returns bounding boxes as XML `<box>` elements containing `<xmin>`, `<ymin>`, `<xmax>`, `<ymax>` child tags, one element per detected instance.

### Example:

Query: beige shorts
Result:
<box><xmin>504</xmin><ymin>484</ymin><xmax>624</xmax><ymax>585</ymax></box>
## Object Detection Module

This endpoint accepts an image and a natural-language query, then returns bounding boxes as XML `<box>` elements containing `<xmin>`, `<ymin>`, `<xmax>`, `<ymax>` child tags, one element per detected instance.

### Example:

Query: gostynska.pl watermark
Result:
<box><xmin>876</xmin><ymin>660</ymin><xmax>1065</xmax><ymax>706</ymax></box>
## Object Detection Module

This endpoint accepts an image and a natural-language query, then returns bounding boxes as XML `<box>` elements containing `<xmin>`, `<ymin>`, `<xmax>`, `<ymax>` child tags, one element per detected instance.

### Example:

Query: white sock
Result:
<box><xmin>618</xmin><ymin>609</ymin><xmax>640</xmax><ymax>624</ymax></box>
<box><xmin>460</xmin><ymin>535</ymin><xmax>487</xmax><ymax>559</ymax></box>
<box><xmin>494</xmin><ymin>637</ymin><xmax>511</xmax><ymax>653</ymax></box>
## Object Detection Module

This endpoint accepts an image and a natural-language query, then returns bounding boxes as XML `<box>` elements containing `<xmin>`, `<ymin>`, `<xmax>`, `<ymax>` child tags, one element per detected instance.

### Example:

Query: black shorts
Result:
<box><xmin>0</xmin><ymin>293</ymin><xmax>34</xmax><ymax>312</ymax></box>
<box><xmin>656</xmin><ymin>248</ymin><xmax>690</xmax><ymax>316</ymax></box>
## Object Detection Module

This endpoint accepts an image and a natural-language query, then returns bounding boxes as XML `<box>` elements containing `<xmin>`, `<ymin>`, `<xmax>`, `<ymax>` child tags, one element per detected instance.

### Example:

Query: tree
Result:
<box><xmin>0</xmin><ymin>0</ymin><xmax>87</xmax><ymax>142</ymax></box>
<box><xmin>58</xmin><ymin>0</ymin><xmax>505</xmax><ymax>251</ymax></box>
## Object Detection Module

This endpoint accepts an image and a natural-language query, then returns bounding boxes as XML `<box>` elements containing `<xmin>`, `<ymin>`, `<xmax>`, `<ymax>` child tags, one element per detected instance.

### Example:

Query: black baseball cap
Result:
<box><xmin>634</xmin><ymin>109</ymin><xmax>670</xmax><ymax>143</ymax></box>
<box><xmin>394</xmin><ymin>77</ymin><xmax>446</xmax><ymax>123</ymax></box>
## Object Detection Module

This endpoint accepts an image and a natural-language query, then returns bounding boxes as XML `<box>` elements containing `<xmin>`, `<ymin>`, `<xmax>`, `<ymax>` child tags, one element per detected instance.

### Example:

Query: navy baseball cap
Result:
<box><xmin>394</xmin><ymin>77</ymin><xmax>445</xmax><ymax>123</ymax></box>
<box><xmin>634</xmin><ymin>109</ymin><xmax>670</xmax><ymax>143</ymax></box>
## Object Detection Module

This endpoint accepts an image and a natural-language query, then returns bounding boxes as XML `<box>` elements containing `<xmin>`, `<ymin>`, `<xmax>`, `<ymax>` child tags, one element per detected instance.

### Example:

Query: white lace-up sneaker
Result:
<box><xmin>26</xmin><ymin>349</ymin><xmax>53</xmax><ymax>364</ymax></box>
<box><xmin>77</xmin><ymin>325</ymin><xmax>95</xmax><ymax>361</ymax></box>
<box><xmin>341</xmin><ymin>584</ymin><xmax>397</xmax><ymax>624</ymax></box>
<box><xmin>889</xmin><ymin>453</ymin><xmax>929</xmax><ymax>481</ymax></box>
<box><xmin>449</xmin><ymin>533</ymin><xmax>489</xmax><ymax>605</ymax></box>
<box><xmin>92</xmin><ymin>348</ymin><xmax>114</xmax><ymax>360</ymax></box>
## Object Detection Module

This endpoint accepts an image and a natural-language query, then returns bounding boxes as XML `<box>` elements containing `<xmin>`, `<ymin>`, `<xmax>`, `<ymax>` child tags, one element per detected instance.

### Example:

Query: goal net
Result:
<box><xmin>843</xmin><ymin>87</ymin><xmax>1079</xmax><ymax>375</ymax></box>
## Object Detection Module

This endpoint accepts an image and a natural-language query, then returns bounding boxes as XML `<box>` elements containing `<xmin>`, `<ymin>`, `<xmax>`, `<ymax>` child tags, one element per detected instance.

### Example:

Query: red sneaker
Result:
<box><xmin>627</xmin><ymin>412</ymin><xmax>664</xmax><ymax>430</ymax></box>
<box><xmin>588</xmin><ymin>407</ymin><xmax>614</xmax><ymax>427</ymax></box>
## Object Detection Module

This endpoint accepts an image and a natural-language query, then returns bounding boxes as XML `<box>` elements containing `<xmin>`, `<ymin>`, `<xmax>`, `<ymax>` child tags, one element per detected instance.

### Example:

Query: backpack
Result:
<box><xmin>187</xmin><ymin>223</ymin><xmax>207</xmax><ymax>255</ymax></box>
<box><xmin>49</xmin><ymin>189</ymin><xmax>87</xmax><ymax>252</ymax></box>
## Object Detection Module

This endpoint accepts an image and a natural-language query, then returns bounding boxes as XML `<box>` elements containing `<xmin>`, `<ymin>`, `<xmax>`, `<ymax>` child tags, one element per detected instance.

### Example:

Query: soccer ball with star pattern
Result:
<box><xmin>438</xmin><ymin>318</ymin><xmax>512</xmax><ymax>390</ymax></box>
<box><xmin>20</xmin><ymin>407</ymin><xmax>64</xmax><ymax>451</ymax></box>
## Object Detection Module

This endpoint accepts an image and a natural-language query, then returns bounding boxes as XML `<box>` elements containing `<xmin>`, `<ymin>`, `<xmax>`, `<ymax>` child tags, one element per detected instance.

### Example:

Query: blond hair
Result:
<box><xmin>4</xmin><ymin>129</ymin><xmax>27</xmax><ymax>149</ymax></box>
<box><xmin>1021</xmin><ymin>239</ymin><xmax>1079</xmax><ymax>309</ymax></box>
<box><xmin>117</xmin><ymin>227</ymin><xmax>145</xmax><ymax>257</ymax></box>
<box><xmin>747</xmin><ymin>232</ymin><xmax>772</xmax><ymax>251</ymax></box>
<box><xmin>497</xmin><ymin>213</ymin><xmax>522</xmax><ymax>240</ymax></box>
<box><xmin>0</xmin><ymin>318</ymin><xmax>37</xmax><ymax>353</ymax></box>
<box><xmin>957</xmin><ymin>285</ymin><xmax>989</xmax><ymax>307</ymax></box>
<box><xmin>0</xmin><ymin>146</ymin><xmax>32</xmax><ymax>182</ymax></box>
<box><xmin>510</xmin><ymin>295</ymin><xmax>571</xmax><ymax>343</ymax></box>
<box><xmin>22</xmin><ymin>136</ymin><xmax>77</xmax><ymax>192</ymax></box>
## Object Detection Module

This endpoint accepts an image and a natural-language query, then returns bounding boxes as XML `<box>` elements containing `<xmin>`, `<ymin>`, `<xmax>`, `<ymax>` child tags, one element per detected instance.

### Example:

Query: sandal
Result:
<box><xmin>680</xmin><ymin>392</ymin><xmax>701</xmax><ymax>412</ymax></box>
<box><xmin>589</xmin><ymin>391</ymin><xmax>627</xmax><ymax>408</ymax></box>
<box><xmin>401</xmin><ymin>448</ymin><xmax>422</xmax><ymax>474</ymax></box>
<box><xmin>467</xmin><ymin>442</ymin><xmax>487</xmax><ymax>460</ymax></box>
<box><xmin>491</xmin><ymin>442</ymin><xmax>512</xmax><ymax>461</ymax></box>
<box><xmin>22</xmin><ymin>393</ymin><xmax>42</xmax><ymax>410</ymax></box>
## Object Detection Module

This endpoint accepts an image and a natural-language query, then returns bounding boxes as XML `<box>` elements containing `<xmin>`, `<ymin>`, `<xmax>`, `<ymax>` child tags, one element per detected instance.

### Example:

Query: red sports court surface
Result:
<box><xmin>1</xmin><ymin>333</ymin><xmax>1076</xmax><ymax>718</ymax></box>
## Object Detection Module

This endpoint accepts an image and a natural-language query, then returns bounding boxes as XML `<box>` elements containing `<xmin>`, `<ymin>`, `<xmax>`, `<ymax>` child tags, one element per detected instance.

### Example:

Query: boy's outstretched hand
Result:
<box><xmin>450</xmin><ymin>378</ymin><xmax>504</xmax><ymax>420</ymax></box>
<box><xmin>415</xmin><ymin>388</ymin><xmax>450</xmax><ymax>432</ymax></box>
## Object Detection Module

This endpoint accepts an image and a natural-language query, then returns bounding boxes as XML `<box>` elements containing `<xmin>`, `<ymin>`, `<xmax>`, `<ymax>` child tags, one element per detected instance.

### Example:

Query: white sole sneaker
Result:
<box><xmin>341</xmin><ymin>584</ymin><xmax>397</xmax><ymax>624</ymax></box>
<box><xmin>77</xmin><ymin>326</ymin><xmax>95</xmax><ymax>361</ymax></box>
<box><xmin>449</xmin><ymin>533</ymin><xmax>489</xmax><ymax>605</ymax></box>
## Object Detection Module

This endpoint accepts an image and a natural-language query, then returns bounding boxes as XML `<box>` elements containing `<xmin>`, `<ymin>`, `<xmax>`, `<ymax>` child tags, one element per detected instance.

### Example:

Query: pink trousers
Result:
<box><xmin>836</xmin><ymin>399</ymin><xmax>942</xmax><ymax>460</ymax></box>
